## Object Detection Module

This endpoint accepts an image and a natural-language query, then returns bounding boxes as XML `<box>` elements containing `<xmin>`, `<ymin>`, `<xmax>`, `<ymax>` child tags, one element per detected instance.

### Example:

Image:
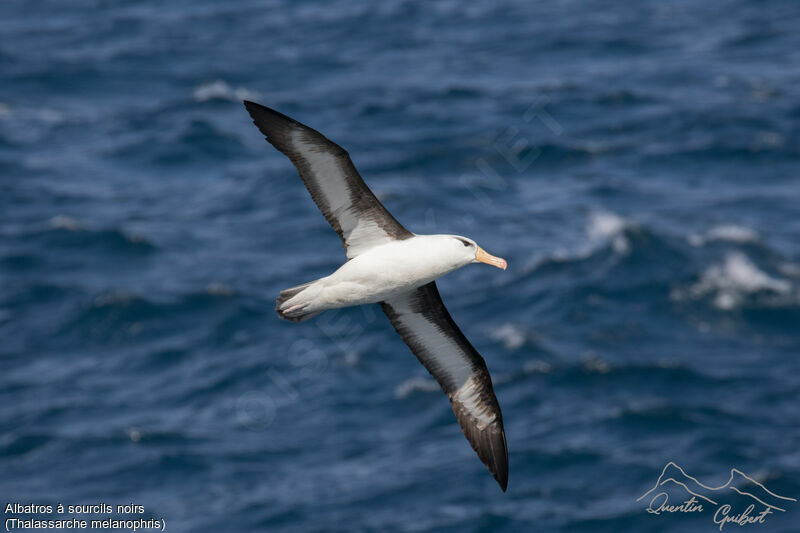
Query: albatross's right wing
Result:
<box><xmin>244</xmin><ymin>101</ymin><xmax>413</xmax><ymax>258</ymax></box>
<box><xmin>380</xmin><ymin>282</ymin><xmax>508</xmax><ymax>491</ymax></box>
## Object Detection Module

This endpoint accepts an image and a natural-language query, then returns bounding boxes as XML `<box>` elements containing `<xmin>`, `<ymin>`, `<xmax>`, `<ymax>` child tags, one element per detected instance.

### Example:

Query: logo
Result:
<box><xmin>638</xmin><ymin>462</ymin><xmax>796</xmax><ymax>530</ymax></box>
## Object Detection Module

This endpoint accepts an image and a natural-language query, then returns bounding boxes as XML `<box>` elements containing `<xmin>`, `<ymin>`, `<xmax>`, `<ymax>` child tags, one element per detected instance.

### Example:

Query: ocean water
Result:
<box><xmin>2</xmin><ymin>1</ymin><xmax>800</xmax><ymax>531</ymax></box>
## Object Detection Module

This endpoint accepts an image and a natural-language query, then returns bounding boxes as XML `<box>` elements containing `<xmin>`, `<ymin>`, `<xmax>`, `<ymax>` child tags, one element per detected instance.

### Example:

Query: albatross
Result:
<box><xmin>244</xmin><ymin>101</ymin><xmax>509</xmax><ymax>491</ymax></box>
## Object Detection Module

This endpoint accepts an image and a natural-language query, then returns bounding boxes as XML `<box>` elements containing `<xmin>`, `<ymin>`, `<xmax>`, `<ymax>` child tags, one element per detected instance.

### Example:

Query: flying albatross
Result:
<box><xmin>244</xmin><ymin>101</ymin><xmax>509</xmax><ymax>491</ymax></box>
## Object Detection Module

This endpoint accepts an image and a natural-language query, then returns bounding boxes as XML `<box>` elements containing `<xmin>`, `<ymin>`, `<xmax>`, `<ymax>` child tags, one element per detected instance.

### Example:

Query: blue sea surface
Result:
<box><xmin>2</xmin><ymin>1</ymin><xmax>800</xmax><ymax>531</ymax></box>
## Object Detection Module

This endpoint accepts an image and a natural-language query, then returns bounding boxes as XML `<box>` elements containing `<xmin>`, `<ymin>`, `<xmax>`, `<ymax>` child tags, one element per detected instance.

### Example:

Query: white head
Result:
<box><xmin>431</xmin><ymin>235</ymin><xmax>508</xmax><ymax>271</ymax></box>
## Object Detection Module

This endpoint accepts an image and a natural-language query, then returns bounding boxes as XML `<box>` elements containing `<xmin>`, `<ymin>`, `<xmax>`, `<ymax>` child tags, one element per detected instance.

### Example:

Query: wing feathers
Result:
<box><xmin>243</xmin><ymin>101</ymin><xmax>413</xmax><ymax>257</ymax></box>
<box><xmin>381</xmin><ymin>282</ymin><xmax>508</xmax><ymax>491</ymax></box>
<box><xmin>452</xmin><ymin>371</ymin><xmax>508</xmax><ymax>491</ymax></box>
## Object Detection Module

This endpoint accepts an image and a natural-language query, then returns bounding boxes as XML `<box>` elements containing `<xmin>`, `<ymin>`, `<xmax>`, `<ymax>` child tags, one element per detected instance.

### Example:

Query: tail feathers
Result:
<box><xmin>276</xmin><ymin>281</ymin><xmax>321</xmax><ymax>322</ymax></box>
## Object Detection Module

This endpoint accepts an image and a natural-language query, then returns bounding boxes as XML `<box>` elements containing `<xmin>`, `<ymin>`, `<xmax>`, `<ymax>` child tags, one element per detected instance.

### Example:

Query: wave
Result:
<box><xmin>521</xmin><ymin>359</ymin><xmax>553</xmax><ymax>375</ymax></box>
<box><xmin>587</xmin><ymin>210</ymin><xmax>633</xmax><ymax>255</ymax></box>
<box><xmin>511</xmin><ymin>209</ymin><xmax>800</xmax><ymax>320</ymax></box>
<box><xmin>49</xmin><ymin>215</ymin><xmax>82</xmax><ymax>231</ymax></box>
<box><xmin>507</xmin><ymin>356</ymin><xmax>727</xmax><ymax>390</ymax></box>
<box><xmin>671</xmin><ymin>252</ymin><xmax>796</xmax><ymax>310</ymax></box>
<box><xmin>193</xmin><ymin>80</ymin><xmax>259</xmax><ymax>103</ymax></box>
<box><xmin>108</xmin><ymin>117</ymin><xmax>247</xmax><ymax>166</ymax></box>
<box><xmin>0</xmin><ymin>252</ymin><xmax>42</xmax><ymax>272</ymax></box>
<box><xmin>58</xmin><ymin>286</ymin><xmax>244</xmax><ymax>346</ymax></box>
<box><xmin>96</xmin><ymin>92</ymin><xmax>256</xmax><ymax>167</ymax></box>
<box><xmin>688</xmin><ymin>224</ymin><xmax>761</xmax><ymax>246</ymax></box>
<box><xmin>642</xmin><ymin>132</ymin><xmax>796</xmax><ymax>161</ymax></box>
<box><xmin>522</xmin><ymin>210</ymin><xmax>632</xmax><ymax>274</ymax></box>
<box><xmin>0</xmin><ymin>432</ymin><xmax>52</xmax><ymax>457</ymax></box>
<box><xmin>522</xmin><ymin>210</ymin><xmax>686</xmax><ymax>284</ymax></box>
<box><xmin>489</xmin><ymin>323</ymin><xmax>526</xmax><ymax>350</ymax></box>
<box><xmin>587</xmin><ymin>210</ymin><xmax>629</xmax><ymax>239</ymax></box>
<box><xmin>609</xmin><ymin>402</ymin><xmax>742</xmax><ymax>430</ymax></box>
<box><xmin>24</xmin><ymin>216</ymin><xmax>158</xmax><ymax>254</ymax></box>
<box><xmin>394</xmin><ymin>377</ymin><xmax>440</xmax><ymax>399</ymax></box>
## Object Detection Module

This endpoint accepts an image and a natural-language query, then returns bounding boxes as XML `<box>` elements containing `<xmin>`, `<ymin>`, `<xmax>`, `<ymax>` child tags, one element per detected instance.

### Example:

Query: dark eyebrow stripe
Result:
<box><xmin>456</xmin><ymin>238</ymin><xmax>471</xmax><ymax>247</ymax></box>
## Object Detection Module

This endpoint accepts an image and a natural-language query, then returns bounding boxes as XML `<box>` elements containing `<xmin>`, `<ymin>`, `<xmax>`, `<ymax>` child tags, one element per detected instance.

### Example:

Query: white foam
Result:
<box><xmin>588</xmin><ymin>210</ymin><xmax>628</xmax><ymax>239</ymax></box>
<box><xmin>342</xmin><ymin>352</ymin><xmax>360</xmax><ymax>366</ymax></box>
<box><xmin>394</xmin><ymin>376</ymin><xmax>439</xmax><ymax>399</ymax></box>
<box><xmin>523</xmin><ymin>359</ymin><xmax>552</xmax><ymax>374</ymax></box>
<box><xmin>688</xmin><ymin>225</ymin><xmax>760</xmax><ymax>247</ymax></box>
<box><xmin>674</xmin><ymin>252</ymin><xmax>793</xmax><ymax>310</ymax></box>
<box><xmin>710</xmin><ymin>253</ymin><xmax>789</xmax><ymax>293</ymax></box>
<box><xmin>611</xmin><ymin>235</ymin><xmax>630</xmax><ymax>255</ymax></box>
<box><xmin>587</xmin><ymin>210</ymin><xmax>631</xmax><ymax>256</ymax></box>
<box><xmin>526</xmin><ymin>210</ymin><xmax>633</xmax><ymax>272</ymax></box>
<box><xmin>490</xmin><ymin>323</ymin><xmax>525</xmax><ymax>350</ymax></box>
<box><xmin>193</xmin><ymin>80</ymin><xmax>259</xmax><ymax>103</ymax></box>
<box><xmin>126</xmin><ymin>427</ymin><xmax>142</xmax><ymax>443</ymax></box>
<box><xmin>49</xmin><ymin>215</ymin><xmax>81</xmax><ymax>231</ymax></box>
<box><xmin>754</xmin><ymin>130</ymin><xmax>784</xmax><ymax>148</ymax></box>
<box><xmin>581</xmin><ymin>354</ymin><xmax>612</xmax><ymax>374</ymax></box>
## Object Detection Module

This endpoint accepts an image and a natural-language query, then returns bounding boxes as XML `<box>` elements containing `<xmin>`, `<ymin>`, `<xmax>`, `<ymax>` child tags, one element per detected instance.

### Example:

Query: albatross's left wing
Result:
<box><xmin>243</xmin><ymin>101</ymin><xmax>413</xmax><ymax>259</ymax></box>
<box><xmin>380</xmin><ymin>282</ymin><xmax>508</xmax><ymax>491</ymax></box>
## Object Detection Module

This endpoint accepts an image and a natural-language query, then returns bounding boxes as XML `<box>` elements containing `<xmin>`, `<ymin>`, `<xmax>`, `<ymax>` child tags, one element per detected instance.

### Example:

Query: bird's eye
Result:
<box><xmin>456</xmin><ymin>238</ymin><xmax>471</xmax><ymax>247</ymax></box>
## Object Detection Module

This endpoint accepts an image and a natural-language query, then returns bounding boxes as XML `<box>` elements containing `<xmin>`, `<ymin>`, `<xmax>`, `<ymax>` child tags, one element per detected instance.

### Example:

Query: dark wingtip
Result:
<box><xmin>241</xmin><ymin>100</ymin><xmax>300</xmax><ymax>151</ymax></box>
<box><xmin>242</xmin><ymin>101</ymin><xmax>306</xmax><ymax>129</ymax></box>
<box><xmin>451</xmin><ymin>397</ymin><xmax>509</xmax><ymax>493</ymax></box>
<box><xmin>493</xmin><ymin>429</ymin><xmax>509</xmax><ymax>492</ymax></box>
<box><xmin>242</xmin><ymin>99</ymin><xmax>261</xmax><ymax>112</ymax></box>
<box><xmin>496</xmin><ymin>464</ymin><xmax>508</xmax><ymax>492</ymax></box>
<box><xmin>243</xmin><ymin>100</ymin><xmax>269</xmax><ymax>123</ymax></box>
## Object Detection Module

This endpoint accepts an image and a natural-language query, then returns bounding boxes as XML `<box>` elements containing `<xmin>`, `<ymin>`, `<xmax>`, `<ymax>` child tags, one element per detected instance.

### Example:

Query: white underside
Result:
<box><xmin>280</xmin><ymin>235</ymin><xmax>470</xmax><ymax>315</ymax></box>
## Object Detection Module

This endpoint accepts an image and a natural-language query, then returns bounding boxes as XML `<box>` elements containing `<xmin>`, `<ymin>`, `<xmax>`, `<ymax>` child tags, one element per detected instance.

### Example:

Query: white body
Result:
<box><xmin>280</xmin><ymin>235</ymin><xmax>478</xmax><ymax>317</ymax></box>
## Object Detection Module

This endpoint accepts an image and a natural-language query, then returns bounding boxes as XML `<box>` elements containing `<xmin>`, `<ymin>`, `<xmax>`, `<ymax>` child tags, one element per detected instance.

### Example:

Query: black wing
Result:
<box><xmin>244</xmin><ymin>101</ymin><xmax>413</xmax><ymax>258</ymax></box>
<box><xmin>381</xmin><ymin>282</ymin><xmax>508</xmax><ymax>491</ymax></box>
